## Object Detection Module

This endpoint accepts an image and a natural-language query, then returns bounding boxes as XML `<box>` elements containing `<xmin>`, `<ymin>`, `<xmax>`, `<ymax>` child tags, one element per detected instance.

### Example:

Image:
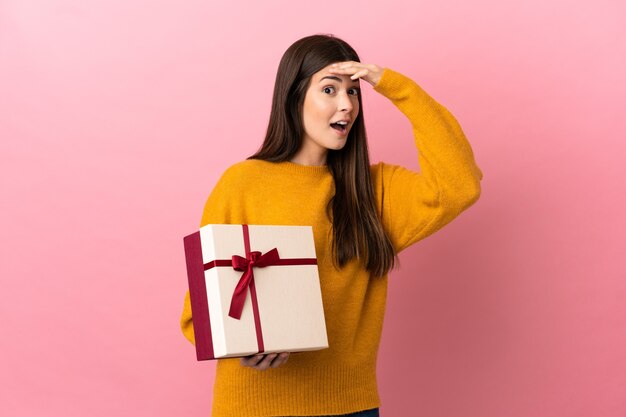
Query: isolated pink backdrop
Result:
<box><xmin>1</xmin><ymin>1</ymin><xmax>625</xmax><ymax>416</ymax></box>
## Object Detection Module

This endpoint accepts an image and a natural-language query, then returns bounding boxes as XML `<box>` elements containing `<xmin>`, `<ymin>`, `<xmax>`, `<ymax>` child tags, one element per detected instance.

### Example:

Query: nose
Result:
<box><xmin>338</xmin><ymin>91</ymin><xmax>354</xmax><ymax>113</ymax></box>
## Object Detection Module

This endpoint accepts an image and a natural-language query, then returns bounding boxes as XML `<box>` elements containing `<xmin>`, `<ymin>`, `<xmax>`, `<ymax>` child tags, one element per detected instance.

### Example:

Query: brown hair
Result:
<box><xmin>248</xmin><ymin>34</ymin><xmax>397</xmax><ymax>277</ymax></box>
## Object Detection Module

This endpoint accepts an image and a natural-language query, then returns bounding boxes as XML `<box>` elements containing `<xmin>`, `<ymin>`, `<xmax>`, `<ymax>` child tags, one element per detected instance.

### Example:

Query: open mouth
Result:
<box><xmin>330</xmin><ymin>122</ymin><xmax>348</xmax><ymax>135</ymax></box>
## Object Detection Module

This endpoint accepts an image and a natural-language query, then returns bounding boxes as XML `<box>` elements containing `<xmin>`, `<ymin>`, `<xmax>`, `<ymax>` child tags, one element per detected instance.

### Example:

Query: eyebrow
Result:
<box><xmin>319</xmin><ymin>75</ymin><xmax>359</xmax><ymax>84</ymax></box>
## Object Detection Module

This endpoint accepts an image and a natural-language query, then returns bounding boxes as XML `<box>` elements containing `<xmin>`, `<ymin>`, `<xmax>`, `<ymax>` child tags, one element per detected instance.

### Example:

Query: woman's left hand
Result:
<box><xmin>328</xmin><ymin>61</ymin><xmax>385</xmax><ymax>87</ymax></box>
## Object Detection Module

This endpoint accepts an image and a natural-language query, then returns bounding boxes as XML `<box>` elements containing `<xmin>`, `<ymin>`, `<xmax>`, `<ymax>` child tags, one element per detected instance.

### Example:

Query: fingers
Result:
<box><xmin>254</xmin><ymin>353</ymin><xmax>277</xmax><ymax>370</ymax></box>
<box><xmin>350</xmin><ymin>69</ymin><xmax>369</xmax><ymax>80</ymax></box>
<box><xmin>330</xmin><ymin>61</ymin><xmax>378</xmax><ymax>72</ymax></box>
<box><xmin>329</xmin><ymin>62</ymin><xmax>383</xmax><ymax>86</ymax></box>
<box><xmin>240</xmin><ymin>352</ymin><xmax>290</xmax><ymax>371</ymax></box>
<box><xmin>240</xmin><ymin>353</ymin><xmax>264</xmax><ymax>367</ymax></box>
<box><xmin>270</xmin><ymin>352</ymin><xmax>290</xmax><ymax>368</ymax></box>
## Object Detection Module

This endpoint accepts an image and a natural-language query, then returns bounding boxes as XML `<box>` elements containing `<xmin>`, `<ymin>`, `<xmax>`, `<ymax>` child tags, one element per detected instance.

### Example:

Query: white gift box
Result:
<box><xmin>183</xmin><ymin>224</ymin><xmax>329</xmax><ymax>360</ymax></box>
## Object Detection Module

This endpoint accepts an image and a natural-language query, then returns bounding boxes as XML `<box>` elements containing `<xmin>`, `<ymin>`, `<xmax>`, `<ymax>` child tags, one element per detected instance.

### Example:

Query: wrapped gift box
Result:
<box><xmin>183</xmin><ymin>224</ymin><xmax>329</xmax><ymax>361</ymax></box>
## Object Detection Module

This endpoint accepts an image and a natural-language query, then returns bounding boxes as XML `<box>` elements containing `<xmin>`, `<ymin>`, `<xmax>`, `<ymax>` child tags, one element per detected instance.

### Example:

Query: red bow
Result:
<box><xmin>228</xmin><ymin>248</ymin><xmax>280</xmax><ymax>319</ymax></box>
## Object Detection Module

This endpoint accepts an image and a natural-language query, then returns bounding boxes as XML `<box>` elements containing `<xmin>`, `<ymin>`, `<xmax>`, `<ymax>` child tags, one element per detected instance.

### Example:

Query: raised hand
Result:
<box><xmin>328</xmin><ymin>61</ymin><xmax>385</xmax><ymax>87</ymax></box>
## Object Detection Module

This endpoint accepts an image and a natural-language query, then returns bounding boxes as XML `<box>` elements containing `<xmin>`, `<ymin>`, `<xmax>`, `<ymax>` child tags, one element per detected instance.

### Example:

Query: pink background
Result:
<box><xmin>1</xmin><ymin>0</ymin><xmax>625</xmax><ymax>416</ymax></box>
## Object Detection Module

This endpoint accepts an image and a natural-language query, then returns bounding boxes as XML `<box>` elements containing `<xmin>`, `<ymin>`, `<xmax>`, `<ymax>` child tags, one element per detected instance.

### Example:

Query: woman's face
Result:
<box><xmin>300</xmin><ymin>63</ymin><xmax>361</xmax><ymax>158</ymax></box>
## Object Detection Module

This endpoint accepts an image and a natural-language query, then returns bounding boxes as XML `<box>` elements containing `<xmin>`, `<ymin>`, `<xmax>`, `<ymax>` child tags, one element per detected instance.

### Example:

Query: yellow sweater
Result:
<box><xmin>180</xmin><ymin>68</ymin><xmax>483</xmax><ymax>416</ymax></box>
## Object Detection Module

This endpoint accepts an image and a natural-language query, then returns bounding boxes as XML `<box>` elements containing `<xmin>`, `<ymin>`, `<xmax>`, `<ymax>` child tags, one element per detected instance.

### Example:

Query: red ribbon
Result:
<box><xmin>229</xmin><ymin>248</ymin><xmax>280</xmax><ymax>319</ymax></box>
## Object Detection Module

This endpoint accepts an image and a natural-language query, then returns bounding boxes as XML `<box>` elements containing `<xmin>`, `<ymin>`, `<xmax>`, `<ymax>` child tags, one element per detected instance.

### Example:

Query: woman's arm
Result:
<box><xmin>179</xmin><ymin>166</ymin><xmax>291</xmax><ymax>370</ymax></box>
<box><xmin>331</xmin><ymin>63</ymin><xmax>483</xmax><ymax>252</ymax></box>
<box><xmin>180</xmin><ymin>290</ymin><xmax>195</xmax><ymax>345</ymax></box>
<box><xmin>180</xmin><ymin>167</ymin><xmax>236</xmax><ymax>347</ymax></box>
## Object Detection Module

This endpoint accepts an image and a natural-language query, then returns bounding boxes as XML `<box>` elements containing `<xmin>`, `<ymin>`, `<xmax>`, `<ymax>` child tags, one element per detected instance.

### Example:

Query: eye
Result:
<box><xmin>323</xmin><ymin>86</ymin><xmax>335</xmax><ymax>94</ymax></box>
<box><xmin>348</xmin><ymin>88</ymin><xmax>360</xmax><ymax>96</ymax></box>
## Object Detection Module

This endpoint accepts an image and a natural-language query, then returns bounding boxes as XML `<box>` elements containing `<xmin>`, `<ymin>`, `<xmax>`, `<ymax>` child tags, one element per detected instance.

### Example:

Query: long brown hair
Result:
<box><xmin>248</xmin><ymin>34</ymin><xmax>397</xmax><ymax>277</ymax></box>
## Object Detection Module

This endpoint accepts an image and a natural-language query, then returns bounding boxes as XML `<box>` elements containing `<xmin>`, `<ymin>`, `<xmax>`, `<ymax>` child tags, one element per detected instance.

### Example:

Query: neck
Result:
<box><xmin>289</xmin><ymin>148</ymin><xmax>328</xmax><ymax>166</ymax></box>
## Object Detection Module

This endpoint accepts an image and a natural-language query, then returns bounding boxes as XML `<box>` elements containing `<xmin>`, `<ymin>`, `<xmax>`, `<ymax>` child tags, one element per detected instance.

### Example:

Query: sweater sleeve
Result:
<box><xmin>372</xmin><ymin>68</ymin><xmax>483</xmax><ymax>253</ymax></box>
<box><xmin>180</xmin><ymin>290</ymin><xmax>195</xmax><ymax>345</ymax></box>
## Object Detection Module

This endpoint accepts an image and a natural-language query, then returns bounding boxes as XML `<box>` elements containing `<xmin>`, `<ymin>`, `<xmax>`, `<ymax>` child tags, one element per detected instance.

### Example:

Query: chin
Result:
<box><xmin>327</xmin><ymin>142</ymin><xmax>347</xmax><ymax>151</ymax></box>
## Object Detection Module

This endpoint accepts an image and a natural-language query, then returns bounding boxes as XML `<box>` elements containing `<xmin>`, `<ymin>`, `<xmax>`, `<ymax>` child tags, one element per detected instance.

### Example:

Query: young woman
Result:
<box><xmin>180</xmin><ymin>34</ymin><xmax>483</xmax><ymax>417</ymax></box>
